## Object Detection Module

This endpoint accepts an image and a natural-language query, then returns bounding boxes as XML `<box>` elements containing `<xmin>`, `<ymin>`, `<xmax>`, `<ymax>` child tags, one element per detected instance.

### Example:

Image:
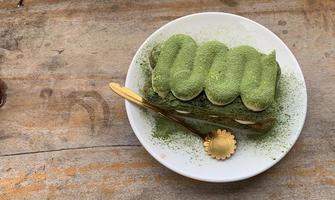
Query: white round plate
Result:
<box><xmin>125</xmin><ymin>12</ymin><xmax>307</xmax><ymax>182</ymax></box>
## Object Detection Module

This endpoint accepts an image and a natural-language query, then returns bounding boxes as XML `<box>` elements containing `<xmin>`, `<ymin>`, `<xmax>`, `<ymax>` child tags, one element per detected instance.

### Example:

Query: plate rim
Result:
<box><xmin>124</xmin><ymin>12</ymin><xmax>308</xmax><ymax>182</ymax></box>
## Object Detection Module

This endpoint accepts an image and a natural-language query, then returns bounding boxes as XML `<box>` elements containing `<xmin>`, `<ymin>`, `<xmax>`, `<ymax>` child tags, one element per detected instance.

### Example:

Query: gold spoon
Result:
<box><xmin>109</xmin><ymin>82</ymin><xmax>236</xmax><ymax>160</ymax></box>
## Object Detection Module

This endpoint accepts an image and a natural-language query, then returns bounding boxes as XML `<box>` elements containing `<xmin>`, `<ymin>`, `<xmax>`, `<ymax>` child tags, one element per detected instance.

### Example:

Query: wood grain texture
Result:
<box><xmin>0</xmin><ymin>146</ymin><xmax>334</xmax><ymax>200</ymax></box>
<box><xmin>0</xmin><ymin>0</ymin><xmax>334</xmax><ymax>199</ymax></box>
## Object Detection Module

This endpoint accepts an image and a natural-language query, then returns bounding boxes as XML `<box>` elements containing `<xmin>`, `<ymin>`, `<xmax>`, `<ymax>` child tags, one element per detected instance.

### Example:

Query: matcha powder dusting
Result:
<box><xmin>152</xmin><ymin>116</ymin><xmax>185</xmax><ymax>142</ymax></box>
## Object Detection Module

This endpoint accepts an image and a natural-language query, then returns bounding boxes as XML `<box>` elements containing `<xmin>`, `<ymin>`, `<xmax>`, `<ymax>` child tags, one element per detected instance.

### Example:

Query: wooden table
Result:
<box><xmin>0</xmin><ymin>0</ymin><xmax>334</xmax><ymax>199</ymax></box>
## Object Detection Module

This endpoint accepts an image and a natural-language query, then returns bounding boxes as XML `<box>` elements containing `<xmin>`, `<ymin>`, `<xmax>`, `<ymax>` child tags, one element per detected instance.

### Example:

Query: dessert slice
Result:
<box><xmin>146</xmin><ymin>34</ymin><xmax>280</xmax><ymax>134</ymax></box>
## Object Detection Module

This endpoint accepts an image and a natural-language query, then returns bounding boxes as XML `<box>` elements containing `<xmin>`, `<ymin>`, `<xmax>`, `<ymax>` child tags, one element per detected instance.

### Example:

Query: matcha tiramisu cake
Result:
<box><xmin>144</xmin><ymin>34</ymin><xmax>280</xmax><ymax>134</ymax></box>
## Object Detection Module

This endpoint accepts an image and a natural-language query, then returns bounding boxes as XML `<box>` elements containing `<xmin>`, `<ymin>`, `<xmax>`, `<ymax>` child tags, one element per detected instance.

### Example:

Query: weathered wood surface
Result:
<box><xmin>0</xmin><ymin>0</ymin><xmax>334</xmax><ymax>199</ymax></box>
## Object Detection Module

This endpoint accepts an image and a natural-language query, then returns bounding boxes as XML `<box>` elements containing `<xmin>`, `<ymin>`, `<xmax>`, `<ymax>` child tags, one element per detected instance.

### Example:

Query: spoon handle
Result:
<box><xmin>109</xmin><ymin>83</ymin><xmax>204</xmax><ymax>137</ymax></box>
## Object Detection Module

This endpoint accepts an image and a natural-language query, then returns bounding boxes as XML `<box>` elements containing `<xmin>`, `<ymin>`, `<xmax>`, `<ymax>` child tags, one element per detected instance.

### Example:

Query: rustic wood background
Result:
<box><xmin>0</xmin><ymin>0</ymin><xmax>334</xmax><ymax>199</ymax></box>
